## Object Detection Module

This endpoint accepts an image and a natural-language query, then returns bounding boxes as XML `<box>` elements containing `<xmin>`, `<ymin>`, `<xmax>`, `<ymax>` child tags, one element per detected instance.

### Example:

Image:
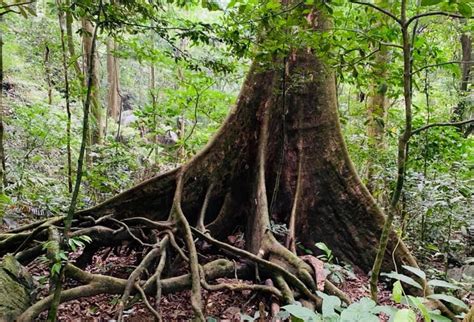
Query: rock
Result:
<box><xmin>0</xmin><ymin>255</ymin><xmax>34</xmax><ymax>321</ymax></box>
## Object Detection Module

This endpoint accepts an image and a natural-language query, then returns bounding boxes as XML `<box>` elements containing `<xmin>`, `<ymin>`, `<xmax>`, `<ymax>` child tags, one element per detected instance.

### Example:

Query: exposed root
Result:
<box><xmin>286</xmin><ymin>140</ymin><xmax>303</xmax><ymax>254</ymax></box>
<box><xmin>191</xmin><ymin>227</ymin><xmax>322</xmax><ymax>307</ymax></box>
<box><xmin>134</xmin><ymin>282</ymin><xmax>161</xmax><ymax>322</ymax></box>
<box><xmin>116</xmin><ymin>245</ymin><xmax>161</xmax><ymax>321</ymax></box>
<box><xmin>197</xmin><ymin>183</ymin><xmax>214</xmax><ymax>232</ymax></box>
<box><xmin>106</xmin><ymin>217</ymin><xmax>155</xmax><ymax>248</ymax></box>
<box><xmin>154</xmin><ymin>236</ymin><xmax>169</xmax><ymax>318</ymax></box>
<box><xmin>16</xmin><ymin>259</ymin><xmax>246</xmax><ymax>321</ymax></box>
<box><xmin>172</xmin><ymin>171</ymin><xmax>205</xmax><ymax>321</ymax></box>
<box><xmin>199</xmin><ymin>265</ymin><xmax>283</xmax><ymax>299</ymax></box>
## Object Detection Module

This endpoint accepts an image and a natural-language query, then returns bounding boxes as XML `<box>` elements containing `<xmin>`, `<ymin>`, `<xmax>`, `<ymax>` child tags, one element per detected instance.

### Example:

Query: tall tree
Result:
<box><xmin>82</xmin><ymin>18</ymin><xmax>103</xmax><ymax>145</ymax></box>
<box><xmin>0</xmin><ymin>16</ymin><xmax>5</xmax><ymax>192</ymax></box>
<box><xmin>454</xmin><ymin>33</ymin><xmax>473</xmax><ymax>136</ymax></box>
<box><xmin>106</xmin><ymin>38</ymin><xmax>120</xmax><ymax>122</ymax></box>
<box><xmin>56</xmin><ymin>0</ymin><xmax>73</xmax><ymax>193</ymax></box>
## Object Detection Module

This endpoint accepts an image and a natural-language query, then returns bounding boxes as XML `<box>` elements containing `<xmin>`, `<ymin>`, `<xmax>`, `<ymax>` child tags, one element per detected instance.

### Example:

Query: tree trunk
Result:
<box><xmin>82</xmin><ymin>19</ymin><xmax>102</xmax><ymax>145</ymax></box>
<box><xmin>0</xmin><ymin>16</ymin><xmax>6</xmax><ymax>192</ymax></box>
<box><xmin>454</xmin><ymin>33</ymin><xmax>473</xmax><ymax>136</ymax></box>
<box><xmin>106</xmin><ymin>38</ymin><xmax>120</xmax><ymax>121</ymax></box>
<box><xmin>80</xmin><ymin>51</ymin><xmax>415</xmax><ymax>273</ymax></box>
<box><xmin>366</xmin><ymin>45</ymin><xmax>389</xmax><ymax>194</ymax></box>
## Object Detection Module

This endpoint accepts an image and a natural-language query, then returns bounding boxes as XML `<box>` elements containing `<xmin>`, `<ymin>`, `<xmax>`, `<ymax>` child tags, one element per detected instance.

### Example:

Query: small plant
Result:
<box><xmin>279</xmin><ymin>265</ymin><xmax>467</xmax><ymax>322</ymax></box>
<box><xmin>41</xmin><ymin>234</ymin><xmax>92</xmax><ymax>276</ymax></box>
<box><xmin>382</xmin><ymin>265</ymin><xmax>468</xmax><ymax>321</ymax></box>
<box><xmin>315</xmin><ymin>242</ymin><xmax>334</xmax><ymax>263</ymax></box>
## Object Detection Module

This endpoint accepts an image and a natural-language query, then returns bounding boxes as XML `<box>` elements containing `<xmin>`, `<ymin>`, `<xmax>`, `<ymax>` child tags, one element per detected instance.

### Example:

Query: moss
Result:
<box><xmin>0</xmin><ymin>255</ymin><xmax>34</xmax><ymax>321</ymax></box>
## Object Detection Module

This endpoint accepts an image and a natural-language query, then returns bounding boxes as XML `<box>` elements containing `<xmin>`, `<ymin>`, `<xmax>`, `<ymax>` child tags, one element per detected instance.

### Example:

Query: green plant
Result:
<box><xmin>279</xmin><ymin>265</ymin><xmax>467</xmax><ymax>322</ymax></box>
<box><xmin>382</xmin><ymin>265</ymin><xmax>468</xmax><ymax>321</ymax></box>
<box><xmin>315</xmin><ymin>242</ymin><xmax>334</xmax><ymax>263</ymax></box>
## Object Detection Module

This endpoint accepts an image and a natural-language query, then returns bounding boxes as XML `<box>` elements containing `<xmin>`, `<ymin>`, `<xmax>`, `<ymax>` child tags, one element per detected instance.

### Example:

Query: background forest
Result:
<box><xmin>0</xmin><ymin>0</ymin><xmax>472</xmax><ymax>321</ymax></box>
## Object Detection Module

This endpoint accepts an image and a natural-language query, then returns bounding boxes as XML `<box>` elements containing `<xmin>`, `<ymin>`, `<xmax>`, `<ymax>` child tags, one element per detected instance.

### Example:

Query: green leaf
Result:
<box><xmin>51</xmin><ymin>262</ymin><xmax>62</xmax><ymax>276</ymax></box>
<box><xmin>392</xmin><ymin>280</ymin><xmax>403</xmax><ymax>303</ymax></box>
<box><xmin>77</xmin><ymin>235</ymin><xmax>92</xmax><ymax>243</ymax></box>
<box><xmin>428</xmin><ymin>311</ymin><xmax>452</xmax><ymax>322</ymax></box>
<box><xmin>282</xmin><ymin>304</ymin><xmax>321</xmax><ymax>322</ymax></box>
<box><xmin>381</xmin><ymin>272</ymin><xmax>423</xmax><ymax>290</ymax></box>
<box><xmin>420</xmin><ymin>0</ymin><xmax>443</xmax><ymax>6</ymax></box>
<box><xmin>458</xmin><ymin>2</ymin><xmax>472</xmax><ymax>17</ymax></box>
<box><xmin>402</xmin><ymin>265</ymin><xmax>426</xmax><ymax>280</ymax></box>
<box><xmin>340</xmin><ymin>298</ymin><xmax>379</xmax><ymax>322</ymax></box>
<box><xmin>316</xmin><ymin>291</ymin><xmax>341</xmax><ymax>318</ymax></box>
<box><xmin>393</xmin><ymin>309</ymin><xmax>416</xmax><ymax>322</ymax></box>
<box><xmin>427</xmin><ymin>294</ymin><xmax>468</xmax><ymax>310</ymax></box>
<box><xmin>427</xmin><ymin>280</ymin><xmax>461</xmax><ymax>290</ymax></box>
<box><xmin>372</xmin><ymin>305</ymin><xmax>397</xmax><ymax>317</ymax></box>
<box><xmin>407</xmin><ymin>296</ymin><xmax>431</xmax><ymax>322</ymax></box>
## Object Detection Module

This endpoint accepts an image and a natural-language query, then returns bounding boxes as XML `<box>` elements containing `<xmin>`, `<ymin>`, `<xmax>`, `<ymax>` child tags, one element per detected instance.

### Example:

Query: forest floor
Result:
<box><xmin>21</xmin><ymin>239</ymin><xmax>407</xmax><ymax>321</ymax></box>
<box><xmin>1</xmin><ymin>216</ymin><xmax>472</xmax><ymax>321</ymax></box>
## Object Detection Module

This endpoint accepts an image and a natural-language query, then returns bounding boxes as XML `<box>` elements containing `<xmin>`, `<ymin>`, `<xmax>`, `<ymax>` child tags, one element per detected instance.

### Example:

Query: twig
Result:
<box><xmin>349</xmin><ymin>0</ymin><xmax>402</xmax><ymax>25</ymax></box>
<box><xmin>134</xmin><ymin>282</ymin><xmax>162</xmax><ymax>321</ymax></box>
<box><xmin>107</xmin><ymin>217</ymin><xmax>155</xmax><ymax>247</ymax></box>
<box><xmin>410</xmin><ymin>118</ymin><xmax>474</xmax><ymax>136</ymax></box>
<box><xmin>406</xmin><ymin>11</ymin><xmax>469</xmax><ymax>26</ymax></box>
<box><xmin>116</xmin><ymin>246</ymin><xmax>161</xmax><ymax>322</ymax></box>
<box><xmin>411</xmin><ymin>61</ymin><xmax>474</xmax><ymax>76</ymax></box>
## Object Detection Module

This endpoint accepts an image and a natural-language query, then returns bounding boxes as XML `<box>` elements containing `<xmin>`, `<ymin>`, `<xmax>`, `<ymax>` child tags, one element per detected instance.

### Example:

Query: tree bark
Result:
<box><xmin>106</xmin><ymin>38</ymin><xmax>120</xmax><ymax>121</ymax></box>
<box><xmin>0</xmin><ymin>16</ymin><xmax>6</xmax><ymax>192</ymax></box>
<box><xmin>366</xmin><ymin>44</ymin><xmax>388</xmax><ymax>193</ymax></box>
<box><xmin>453</xmin><ymin>33</ymin><xmax>473</xmax><ymax>136</ymax></box>
<box><xmin>82</xmin><ymin>19</ymin><xmax>103</xmax><ymax>145</ymax></box>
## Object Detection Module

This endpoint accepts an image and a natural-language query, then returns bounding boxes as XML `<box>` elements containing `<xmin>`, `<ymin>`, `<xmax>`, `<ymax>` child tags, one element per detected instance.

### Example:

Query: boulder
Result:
<box><xmin>0</xmin><ymin>255</ymin><xmax>34</xmax><ymax>321</ymax></box>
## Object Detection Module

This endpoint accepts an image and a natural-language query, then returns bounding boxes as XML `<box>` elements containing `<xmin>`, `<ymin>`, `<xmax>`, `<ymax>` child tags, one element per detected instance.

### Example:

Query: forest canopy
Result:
<box><xmin>0</xmin><ymin>0</ymin><xmax>472</xmax><ymax>321</ymax></box>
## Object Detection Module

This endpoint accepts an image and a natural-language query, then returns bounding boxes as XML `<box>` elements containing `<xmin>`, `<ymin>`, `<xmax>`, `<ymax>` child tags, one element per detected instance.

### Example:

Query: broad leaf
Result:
<box><xmin>381</xmin><ymin>272</ymin><xmax>423</xmax><ymax>289</ymax></box>
<box><xmin>340</xmin><ymin>298</ymin><xmax>379</xmax><ymax>322</ymax></box>
<box><xmin>427</xmin><ymin>294</ymin><xmax>468</xmax><ymax>310</ymax></box>
<box><xmin>407</xmin><ymin>296</ymin><xmax>431</xmax><ymax>322</ymax></box>
<box><xmin>392</xmin><ymin>280</ymin><xmax>403</xmax><ymax>303</ymax></box>
<box><xmin>427</xmin><ymin>279</ymin><xmax>461</xmax><ymax>290</ymax></box>
<box><xmin>282</xmin><ymin>304</ymin><xmax>321</xmax><ymax>322</ymax></box>
<box><xmin>402</xmin><ymin>265</ymin><xmax>426</xmax><ymax>280</ymax></box>
<box><xmin>428</xmin><ymin>311</ymin><xmax>452</xmax><ymax>322</ymax></box>
<box><xmin>393</xmin><ymin>309</ymin><xmax>416</xmax><ymax>322</ymax></box>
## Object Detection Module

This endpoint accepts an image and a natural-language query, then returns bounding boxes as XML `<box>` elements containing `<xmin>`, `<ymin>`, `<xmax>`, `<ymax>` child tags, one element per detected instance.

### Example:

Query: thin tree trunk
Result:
<box><xmin>150</xmin><ymin>64</ymin><xmax>159</xmax><ymax>163</ymax></box>
<box><xmin>56</xmin><ymin>0</ymin><xmax>73</xmax><ymax>193</ymax></box>
<box><xmin>65</xmin><ymin>0</ymin><xmax>82</xmax><ymax>80</ymax></box>
<box><xmin>82</xmin><ymin>18</ymin><xmax>102</xmax><ymax>145</ymax></box>
<box><xmin>47</xmin><ymin>15</ymin><xmax>100</xmax><ymax>322</ymax></box>
<box><xmin>43</xmin><ymin>44</ymin><xmax>53</xmax><ymax>105</ymax></box>
<box><xmin>453</xmin><ymin>33</ymin><xmax>473</xmax><ymax>136</ymax></box>
<box><xmin>0</xmin><ymin>16</ymin><xmax>6</xmax><ymax>192</ymax></box>
<box><xmin>106</xmin><ymin>38</ymin><xmax>120</xmax><ymax>121</ymax></box>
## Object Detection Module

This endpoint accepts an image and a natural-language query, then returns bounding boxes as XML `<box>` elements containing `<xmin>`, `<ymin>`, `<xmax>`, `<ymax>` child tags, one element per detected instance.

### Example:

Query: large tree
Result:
<box><xmin>1</xmin><ymin>1</ymin><xmax>457</xmax><ymax>321</ymax></box>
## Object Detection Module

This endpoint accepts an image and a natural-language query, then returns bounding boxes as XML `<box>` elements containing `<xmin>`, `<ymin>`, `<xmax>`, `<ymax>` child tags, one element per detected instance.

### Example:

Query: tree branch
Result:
<box><xmin>0</xmin><ymin>0</ymin><xmax>35</xmax><ymax>10</ymax></box>
<box><xmin>411</xmin><ymin>61</ymin><xmax>474</xmax><ymax>76</ymax></box>
<box><xmin>406</xmin><ymin>11</ymin><xmax>469</xmax><ymax>26</ymax></box>
<box><xmin>410</xmin><ymin>119</ymin><xmax>474</xmax><ymax>137</ymax></box>
<box><xmin>349</xmin><ymin>0</ymin><xmax>402</xmax><ymax>25</ymax></box>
